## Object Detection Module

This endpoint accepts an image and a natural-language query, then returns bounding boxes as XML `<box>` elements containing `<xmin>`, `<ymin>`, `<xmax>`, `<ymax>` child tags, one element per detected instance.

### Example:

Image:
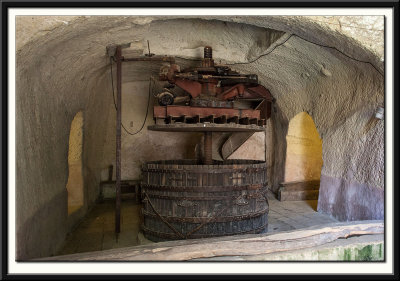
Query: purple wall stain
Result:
<box><xmin>318</xmin><ymin>174</ymin><xmax>384</xmax><ymax>221</ymax></box>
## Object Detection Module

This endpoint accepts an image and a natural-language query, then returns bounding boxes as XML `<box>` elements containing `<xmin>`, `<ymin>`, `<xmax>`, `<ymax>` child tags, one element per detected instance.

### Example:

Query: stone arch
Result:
<box><xmin>66</xmin><ymin>111</ymin><xmax>84</xmax><ymax>215</ymax></box>
<box><xmin>284</xmin><ymin>112</ymin><xmax>323</xmax><ymax>183</ymax></box>
<box><xmin>15</xmin><ymin>16</ymin><xmax>384</xmax><ymax>259</ymax></box>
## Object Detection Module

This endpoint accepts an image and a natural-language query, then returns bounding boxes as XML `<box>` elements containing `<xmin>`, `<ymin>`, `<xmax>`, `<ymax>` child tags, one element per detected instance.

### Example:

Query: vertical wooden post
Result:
<box><xmin>264</xmin><ymin>125</ymin><xmax>267</xmax><ymax>163</ymax></box>
<box><xmin>264</xmin><ymin>100</ymin><xmax>269</xmax><ymax>189</ymax></box>
<box><xmin>115</xmin><ymin>46</ymin><xmax>122</xmax><ymax>234</ymax></box>
<box><xmin>204</xmin><ymin>132</ymin><xmax>212</xmax><ymax>165</ymax></box>
<box><xmin>108</xmin><ymin>165</ymin><xmax>113</xmax><ymax>182</ymax></box>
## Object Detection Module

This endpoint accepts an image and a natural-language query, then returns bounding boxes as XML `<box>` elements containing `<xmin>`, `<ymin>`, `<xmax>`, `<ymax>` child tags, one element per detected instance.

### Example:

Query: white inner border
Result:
<box><xmin>8</xmin><ymin>8</ymin><xmax>393</xmax><ymax>275</ymax></box>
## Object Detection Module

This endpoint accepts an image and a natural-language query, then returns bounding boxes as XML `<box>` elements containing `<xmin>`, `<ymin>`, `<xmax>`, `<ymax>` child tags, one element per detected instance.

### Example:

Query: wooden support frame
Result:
<box><xmin>115</xmin><ymin>46</ymin><xmax>122</xmax><ymax>233</ymax></box>
<box><xmin>112</xmin><ymin>45</ymin><xmax>175</xmax><ymax>234</ymax></box>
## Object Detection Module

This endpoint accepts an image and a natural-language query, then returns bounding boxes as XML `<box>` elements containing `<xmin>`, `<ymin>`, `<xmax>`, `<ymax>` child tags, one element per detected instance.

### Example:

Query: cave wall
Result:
<box><xmin>101</xmin><ymin>80</ymin><xmax>202</xmax><ymax>181</ymax></box>
<box><xmin>15</xmin><ymin>15</ymin><xmax>384</xmax><ymax>260</ymax></box>
<box><xmin>317</xmin><ymin>105</ymin><xmax>384</xmax><ymax>221</ymax></box>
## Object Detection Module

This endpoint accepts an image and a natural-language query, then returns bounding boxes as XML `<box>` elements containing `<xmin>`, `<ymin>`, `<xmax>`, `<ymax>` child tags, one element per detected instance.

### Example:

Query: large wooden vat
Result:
<box><xmin>140</xmin><ymin>160</ymin><xmax>269</xmax><ymax>242</ymax></box>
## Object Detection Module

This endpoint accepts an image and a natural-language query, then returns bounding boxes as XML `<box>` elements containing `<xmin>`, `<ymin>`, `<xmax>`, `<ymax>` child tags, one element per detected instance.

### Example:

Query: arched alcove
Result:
<box><xmin>284</xmin><ymin>112</ymin><xmax>323</xmax><ymax>183</ymax></box>
<box><xmin>15</xmin><ymin>15</ymin><xmax>384</xmax><ymax>260</ymax></box>
<box><xmin>66</xmin><ymin>111</ymin><xmax>84</xmax><ymax>215</ymax></box>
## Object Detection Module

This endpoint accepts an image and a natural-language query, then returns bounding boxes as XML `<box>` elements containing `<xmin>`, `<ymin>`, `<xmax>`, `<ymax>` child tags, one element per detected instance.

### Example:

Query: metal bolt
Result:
<box><xmin>204</xmin><ymin>46</ymin><xmax>212</xmax><ymax>59</ymax></box>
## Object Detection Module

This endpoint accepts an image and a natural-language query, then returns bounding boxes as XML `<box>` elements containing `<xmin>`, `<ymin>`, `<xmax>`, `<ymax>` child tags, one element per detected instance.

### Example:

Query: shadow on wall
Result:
<box><xmin>268</xmin><ymin>103</ymin><xmax>288</xmax><ymax>193</ymax></box>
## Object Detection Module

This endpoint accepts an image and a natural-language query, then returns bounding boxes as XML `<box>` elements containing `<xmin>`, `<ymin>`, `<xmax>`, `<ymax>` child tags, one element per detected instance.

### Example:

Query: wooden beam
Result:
<box><xmin>39</xmin><ymin>220</ymin><xmax>383</xmax><ymax>261</ymax></box>
<box><xmin>115</xmin><ymin>46</ymin><xmax>122</xmax><ymax>234</ymax></box>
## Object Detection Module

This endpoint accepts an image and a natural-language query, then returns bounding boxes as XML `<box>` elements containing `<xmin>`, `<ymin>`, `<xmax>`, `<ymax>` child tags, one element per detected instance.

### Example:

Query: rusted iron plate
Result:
<box><xmin>153</xmin><ymin>105</ymin><xmax>260</xmax><ymax>119</ymax></box>
<box><xmin>147</xmin><ymin>123</ymin><xmax>265</xmax><ymax>132</ymax></box>
<box><xmin>255</xmin><ymin>99</ymin><xmax>270</xmax><ymax>122</ymax></box>
<box><xmin>219</xmin><ymin>84</ymin><xmax>245</xmax><ymax>100</ymax></box>
<box><xmin>245</xmin><ymin>85</ymin><xmax>273</xmax><ymax>100</ymax></box>
<box><xmin>122</xmin><ymin>55</ymin><xmax>175</xmax><ymax>63</ymax></box>
<box><xmin>174</xmin><ymin>80</ymin><xmax>202</xmax><ymax>98</ymax></box>
<box><xmin>190</xmin><ymin>99</ymin><xmax>233</xmax><ymax>108</ymax></box>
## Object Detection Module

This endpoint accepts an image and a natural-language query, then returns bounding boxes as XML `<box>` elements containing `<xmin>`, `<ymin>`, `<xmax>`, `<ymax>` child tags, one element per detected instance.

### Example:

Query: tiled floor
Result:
<box><xmin>58</xmin><ymin>200</ymin><xmax>142</xmax><ymax>255</ymax></box>
<box><xmin>57</xmin><ymin>193</ymin><xmax>338</xmax><ymax>256</ymax></box>
<box><xmin>267</xmin><ymin>195</ymin><xmax>337</xmax><ymax>234</ymax></box>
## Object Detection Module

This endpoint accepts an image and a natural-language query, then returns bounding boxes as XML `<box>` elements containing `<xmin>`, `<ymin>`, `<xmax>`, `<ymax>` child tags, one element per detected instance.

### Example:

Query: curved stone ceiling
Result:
<box><xmin>15</xmin><ymin>15</ymin><xmax>385</xmax><ymax>260</ymax></box>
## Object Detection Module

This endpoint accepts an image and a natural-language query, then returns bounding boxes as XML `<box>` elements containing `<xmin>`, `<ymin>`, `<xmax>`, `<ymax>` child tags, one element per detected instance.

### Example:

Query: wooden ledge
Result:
<box><xmin>37</xmin><ymin>220</ymin><xmax>384</xmax><ymax>262</ymax></box>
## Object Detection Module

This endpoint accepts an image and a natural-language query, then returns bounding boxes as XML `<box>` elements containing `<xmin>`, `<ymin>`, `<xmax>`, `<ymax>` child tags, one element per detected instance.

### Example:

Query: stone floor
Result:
<box><xmin>58</xmin><ymin>200</ymin><xmax>142</xmax><ymax>255</ymax></box>
<box><xmin>57</xmin><ymin>193</ymin><xmax>338</xmax><ymax>256</ymax></box>
<box><xmin>267</xmin><ymin>194</ymin><xmax>338</xmax><ymax>234</ymax></box>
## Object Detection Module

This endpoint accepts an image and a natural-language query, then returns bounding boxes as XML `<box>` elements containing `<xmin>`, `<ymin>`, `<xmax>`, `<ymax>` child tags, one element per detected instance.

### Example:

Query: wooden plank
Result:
<box><xmin>147</xmin><ymin>123</ymin><xmax>264</xmax><ymax>132</ymax></box>
<box><xmin>221</xmin><ymin>132</ymin><xmax>254</xmax><ymax>160</ymax></box>
<box><xmin>194</xmin><ymin>234</ymin><xmax>384</xmax><ymax>261</ymax></box>
<box><xmin>154</xmin><ymin>106</ymin><xmax>260</xmax><ymax>119</ymax></box>
<box><xmin>279</xmin><ymin>180</ymin><xmax>320</xmax><ymax>191</ymax></box>
<box><xmin>39</xmin><ymin>221</ymin><xmax>383</xmax><ymax>261</ymax></box>
<box><xmin>278</xmin><ymin>180</ymin><xmax>320</xmax><ymax>201</ymax></box>
<box><xmin>115</xmin><ymin>46</ymin><xmax>122</xmax><ymax>234</ymax></box>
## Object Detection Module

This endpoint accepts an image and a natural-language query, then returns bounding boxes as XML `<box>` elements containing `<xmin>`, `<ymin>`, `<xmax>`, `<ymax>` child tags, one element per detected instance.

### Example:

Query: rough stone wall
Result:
<box><xmin>100</xmin><ymin>80</ymin><xmax>202</xmax><ymax>181</ymax></box>
<box><xmin>304</xmin><ymin>16</ymin><xmax>384</xmax><ymax>60</ymax></box>
<box><xmin>317</xmin><ymin>105</ymin><xmax>384</xmax><ymax>221</ymax></box>
<box><xmin>15</xmin><ymin>15</ymin><xmax>384</xmax><ymax>259</ymax></box>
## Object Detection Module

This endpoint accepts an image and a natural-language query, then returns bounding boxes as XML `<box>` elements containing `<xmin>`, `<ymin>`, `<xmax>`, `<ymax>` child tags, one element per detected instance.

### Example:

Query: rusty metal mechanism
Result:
<box><xmin>140</xmin><ymin>46</ymin><xmax>271</xmax><ymax>242</ymax></box>
<box><xmin>151</xmin><ymin>46</ymin><xmax>274</xmax><ymax>165</ymax></box>
<box><xmin>155</xmin><ymin>46</ymin><xmax>273</xmax><ymax>126</ymax></box>
<box><xmin>109</xmin><ymin>43</ymin><xmax>270</xmax><ymax>242</ymax></box>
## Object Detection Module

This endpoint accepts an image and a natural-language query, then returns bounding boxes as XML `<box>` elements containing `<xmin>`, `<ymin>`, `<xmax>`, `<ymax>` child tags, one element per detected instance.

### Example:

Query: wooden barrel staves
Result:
<box><xmin>140</xmin><ymin>159</ymin><xmax>269</xmax><ymax>242</ymax></box>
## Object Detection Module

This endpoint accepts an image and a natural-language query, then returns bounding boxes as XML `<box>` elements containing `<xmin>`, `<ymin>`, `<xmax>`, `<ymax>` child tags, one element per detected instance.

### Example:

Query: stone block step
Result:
<box><xmin>278</xmin><ymin>189</ymin><xmax>319</xmax><ymax>201</ymax></box>
<box><xmin>278</xmin><ymin>180</ymin><xmax>320</xmax><ymax>201</ymax></box>
<box><xmin>279</xmin><ymin>180</ymin><xmax>320</xmax><ymax>191</ymax></box>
